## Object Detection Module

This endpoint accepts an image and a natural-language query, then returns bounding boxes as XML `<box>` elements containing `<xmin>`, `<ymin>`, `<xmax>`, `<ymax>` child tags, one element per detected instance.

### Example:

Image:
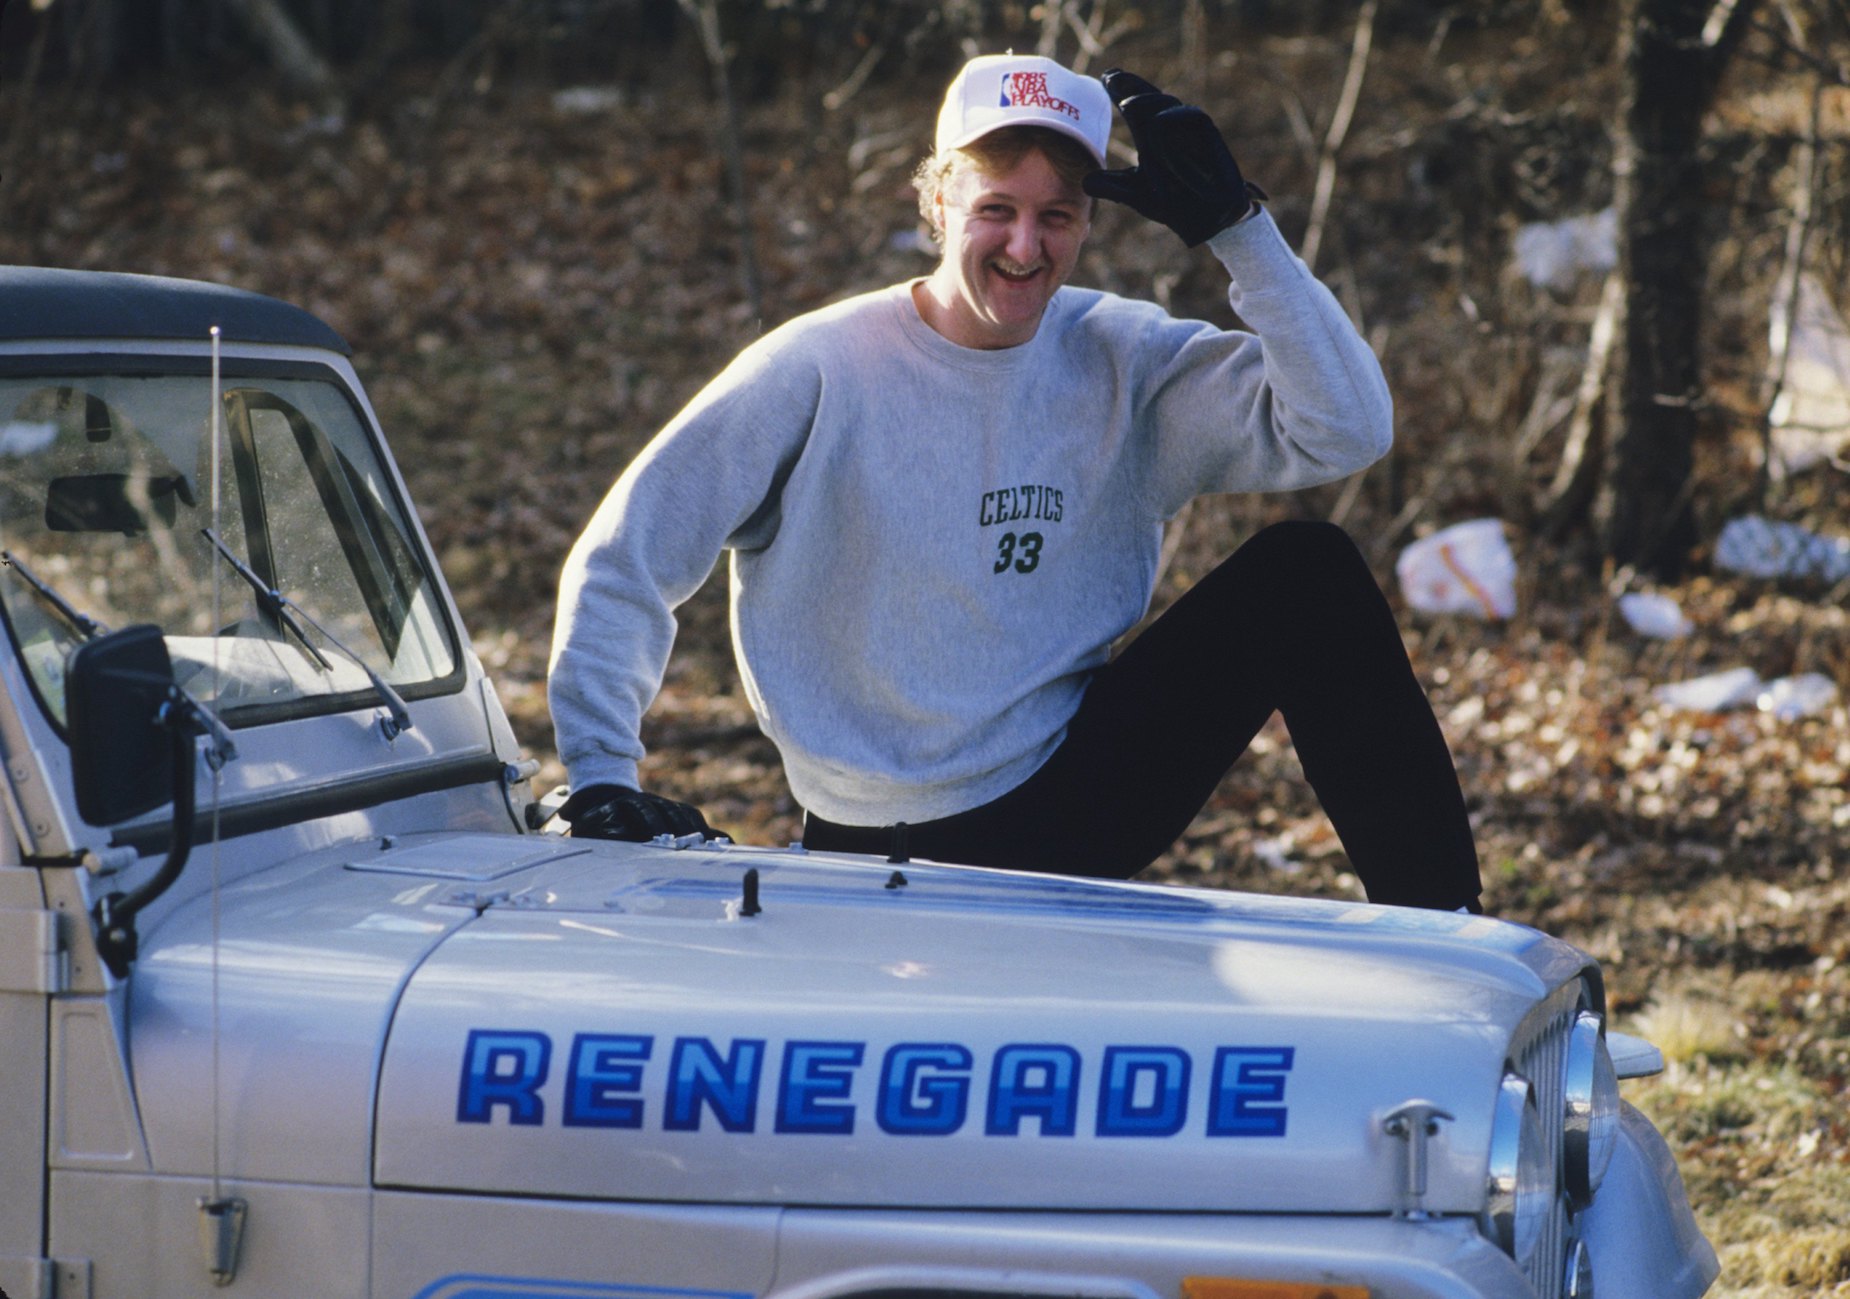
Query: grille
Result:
<box><xmin>1511</xmin><ymin>982</ymin><xmax>1588</xmax><ymax>1298</ymax></box>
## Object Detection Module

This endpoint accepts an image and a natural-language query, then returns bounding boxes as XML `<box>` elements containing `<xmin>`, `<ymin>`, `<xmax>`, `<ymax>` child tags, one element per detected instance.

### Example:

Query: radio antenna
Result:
<box><xmin>198</xmin><ymin>324</ymin><xmax>248</xmax><ymax>1285</ymax></box>
<box><xmin>208</xmin><ymin>324</ymin><xmax>223</xmax><ymax>1203</ymax></box>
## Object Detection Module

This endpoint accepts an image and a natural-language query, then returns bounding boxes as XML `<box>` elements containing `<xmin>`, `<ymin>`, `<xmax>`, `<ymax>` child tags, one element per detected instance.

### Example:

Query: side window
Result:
<box><xmin>224</xmin><ymin>387</ymin><xmax>446</xmax><ymax>679</ymax></box>
<box><xmin>248</xmin><ymin>402</ymin><xmax>394</xmax><ymax>661</ymax></box>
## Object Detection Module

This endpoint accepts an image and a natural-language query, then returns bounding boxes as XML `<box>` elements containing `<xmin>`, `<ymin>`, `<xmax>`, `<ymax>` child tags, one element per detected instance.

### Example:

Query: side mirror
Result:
<box><xmin>65</xmin><ymin>624</ymin><xmax>232</xmax><ymax>978</ymax></box>
<box><xmin>66</xmin><ymin>623</ymin><xmax>178</xmax><ymax>826</ymax></box>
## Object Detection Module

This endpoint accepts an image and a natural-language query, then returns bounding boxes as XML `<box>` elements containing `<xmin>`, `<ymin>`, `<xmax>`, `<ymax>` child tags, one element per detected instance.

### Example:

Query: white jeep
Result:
<box><xmin>0</xmin><ymin>266</ymin><xmax>1717</xmax><ymax>1299</ymax></box>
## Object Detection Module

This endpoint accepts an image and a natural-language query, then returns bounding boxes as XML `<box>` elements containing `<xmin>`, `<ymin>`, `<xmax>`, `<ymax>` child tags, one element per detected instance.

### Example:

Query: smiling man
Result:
<box><xmin>550</xmin><ymin>55</ymin><xmax>1483</xmax><ymax>913</ymax></box>
<box><xmin>913</xmin><ymin>143</ymin><xmax>1089</xmax><ymax>348</ymax></box>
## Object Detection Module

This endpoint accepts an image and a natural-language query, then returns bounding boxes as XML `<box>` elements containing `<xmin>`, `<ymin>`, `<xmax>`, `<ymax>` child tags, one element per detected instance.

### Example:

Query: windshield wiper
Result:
<box><xmin>200</xmin><ymin>531</ymin><xmax>334</xmax><ymax>673</ymax></box>
<box><xmin>202</xmin><ymin>528</ymin><xmax>413</xmax><ymax>737</ymax></box>
<box><xmin>2</xmin><ymin>550</ymin><xmax>110</xmax><ymax>641</ymax></box>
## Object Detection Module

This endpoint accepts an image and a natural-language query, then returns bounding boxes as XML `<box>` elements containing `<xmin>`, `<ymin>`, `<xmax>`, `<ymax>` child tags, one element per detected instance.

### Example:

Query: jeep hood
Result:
<box><xmin>361</xmin><ymin>834</ymin><xmax>1588</xmax><ymax>1214</ymax></box>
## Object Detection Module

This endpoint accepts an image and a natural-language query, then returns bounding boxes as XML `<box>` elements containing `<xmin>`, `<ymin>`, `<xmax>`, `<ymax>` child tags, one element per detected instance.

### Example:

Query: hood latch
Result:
<box><xmin>1383</xmin><ymin>1099</ymin><xmax>1454</xmax><ymax>1219</ymax></box>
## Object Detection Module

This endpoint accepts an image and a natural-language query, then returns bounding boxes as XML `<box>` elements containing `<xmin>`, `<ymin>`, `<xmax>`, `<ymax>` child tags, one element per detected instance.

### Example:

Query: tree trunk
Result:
<box><xmin>1601</xmin><ymin>0</ymin><xmax>1709</xmax><ymax>577</ymax></box>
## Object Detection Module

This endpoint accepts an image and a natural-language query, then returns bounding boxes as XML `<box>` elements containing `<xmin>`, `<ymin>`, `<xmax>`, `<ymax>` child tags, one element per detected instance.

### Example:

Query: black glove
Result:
<box><xmin>1082</xmin><ymin>68</ymin><xmax>1262</xmax><ymax>247</ymax></box>
<box><xmin>559</xmin><ymin>784</ymin><xmax>721</xmax><ymax>842</ymax></box>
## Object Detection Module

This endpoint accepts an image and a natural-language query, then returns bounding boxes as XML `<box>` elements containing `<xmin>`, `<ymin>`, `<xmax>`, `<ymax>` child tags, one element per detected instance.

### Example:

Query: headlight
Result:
<box><xmin>1485</xmin><ymin>1072</ymin><xmax>1556</xmax><ymax>1267</ymax></box>
<box><xmin>1563</xmin><ymin>1010</ymin><xmax>1620</xmax><ymax>1207</ymax></box>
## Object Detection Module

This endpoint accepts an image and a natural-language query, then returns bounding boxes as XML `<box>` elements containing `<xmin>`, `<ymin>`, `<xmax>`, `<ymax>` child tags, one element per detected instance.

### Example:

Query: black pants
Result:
<box><xmin>803</xmin><ymin>521</ymin><xmax>1482</xmax><ymax>911</ymax></box>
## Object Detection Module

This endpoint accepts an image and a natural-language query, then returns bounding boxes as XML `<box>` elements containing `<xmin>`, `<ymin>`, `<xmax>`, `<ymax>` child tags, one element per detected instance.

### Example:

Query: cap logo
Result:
<box><xmin>999</xmin><ymin>69</ymin><xmax>1080</xmax><ymax>122</ymax></box>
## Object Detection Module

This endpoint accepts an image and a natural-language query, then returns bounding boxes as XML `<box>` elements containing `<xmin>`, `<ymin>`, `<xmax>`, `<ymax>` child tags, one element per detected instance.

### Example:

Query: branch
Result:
<box><xmin>1369</xmin><ymin>430</ymin><xmax>1476</xmax><ymax>564</ymax></box>
<box><xmin>1756</xmin><ymin>75</ymin><xmax>1825</xmax><ymax>500</ymax></box>
<box><xmin>1253</xmin><ymin>64</ymin><xmax>1318</xmax><ymax>162</ymax></box>
<box><xmin>1702</xmin><ymin>0</ymin><xmax>1761</xmax><ymax>52</ymax></box>
<box><xmin>1179</xmin><ymin>0</ymin><xmax>1208</xmax><ymax>98</ymax></box>
<box><xmin>1539</xmin><ymin>273</ymin><xmax>1623</xmax><ymax>540</ymax></box>
<box><xmin>215</xmin><ymin>0</ymin><xmax>343</xmax><ymax>106</ymax></box>
<box><xmin>822</xmin><ymin>41</ymin><xmax>885</xmax><ymax>111</ymax></box>
<box><xmin>1745</xmin><ymin>9</ymin><xmax>1850</xmax><ymax>83</ymax></box>
<box><xmin>676</xmin><ymin>0</ymin><xmax>765</xmax><ymax>323</ymax></box>
<box><xmin>2</xmin><ymin>8</ymin><xmax>53</xmax><ymax>188</ymax></box>
<box><xmin>1301</xmin><ymin>0</ymin><xmax>1376</xmax><ymax>274</ymax></box>
<box><xmin>1062</xmin><ymin>2</ymin><xmax>1137</xmax><ymax>74</ymax></box>
<box><xmin>1154</xmin><ymin>499</ymin><xmax>1195</xmax><ymax>594</ymax></box>
<box><xmin>1510</xmin><ymin>352</ymin><xmax>1582</xmax><ymax>463</ymax></box>
<box><xmin>1036</xmin><ymin>0</ymin><xmax>1066</xmax><ymax>59</ymax></box>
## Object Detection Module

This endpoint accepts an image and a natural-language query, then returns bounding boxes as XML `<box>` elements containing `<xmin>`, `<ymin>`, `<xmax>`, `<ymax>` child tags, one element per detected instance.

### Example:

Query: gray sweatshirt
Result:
<box><xmin>550</xmin><ymin>209</ymin><xmax>1392</xmax><ymax>825</ymax></box>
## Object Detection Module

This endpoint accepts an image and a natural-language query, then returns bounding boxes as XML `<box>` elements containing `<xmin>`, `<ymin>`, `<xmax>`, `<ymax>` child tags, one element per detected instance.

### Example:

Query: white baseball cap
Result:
<box><xmin>935</xmin><ymin>54</ymin><xmax>1112</xmax><ymax>168</ymax></box>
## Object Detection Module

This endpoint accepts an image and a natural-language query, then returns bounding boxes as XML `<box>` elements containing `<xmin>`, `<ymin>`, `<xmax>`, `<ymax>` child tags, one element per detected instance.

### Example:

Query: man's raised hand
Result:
<box><xmin>1083</xmin><ymin>68</ymin><xmax>1262</xmax><ymax>247</ymax></box>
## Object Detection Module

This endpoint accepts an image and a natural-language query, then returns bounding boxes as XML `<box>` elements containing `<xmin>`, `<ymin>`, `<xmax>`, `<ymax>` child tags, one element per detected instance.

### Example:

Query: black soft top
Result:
<box><xmin>0</xmin><ymin>265</ymin><xmax>351</xmax><ymax>355</ymax></box>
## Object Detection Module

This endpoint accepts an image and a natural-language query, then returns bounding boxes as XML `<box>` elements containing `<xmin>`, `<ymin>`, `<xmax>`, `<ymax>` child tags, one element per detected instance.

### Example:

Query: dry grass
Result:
<box><xmin>1624</xmin><ymin>979</ymin><xmax>1850</xmax><ymax>1296</ymax></box>
<box><xmin>1632</xmin><ymin>990</ymin><xmax>1752</xmax><ymax>1066</ymax></box>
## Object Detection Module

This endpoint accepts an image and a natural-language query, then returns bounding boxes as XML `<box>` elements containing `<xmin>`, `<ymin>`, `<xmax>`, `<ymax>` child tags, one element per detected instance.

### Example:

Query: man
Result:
<box><xmin>549</xmin><ymin>55</ymin><xmax>1481</xmax><ymax>912</ymax></box>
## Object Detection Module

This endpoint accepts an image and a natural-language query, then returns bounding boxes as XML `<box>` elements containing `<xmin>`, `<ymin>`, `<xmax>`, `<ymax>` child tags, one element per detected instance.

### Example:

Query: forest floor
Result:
<box><xmin>3</xmin><ymin>9</ymin><xmax>1847</xmax><ymax>1292</ymax></box>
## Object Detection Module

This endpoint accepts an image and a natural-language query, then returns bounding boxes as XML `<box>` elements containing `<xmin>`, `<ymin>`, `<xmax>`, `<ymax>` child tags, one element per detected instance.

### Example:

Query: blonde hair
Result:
<box><xmin>912</xmin><ymin>126</ymin><xmax>1097</xmax><ymax>246</ymax></box>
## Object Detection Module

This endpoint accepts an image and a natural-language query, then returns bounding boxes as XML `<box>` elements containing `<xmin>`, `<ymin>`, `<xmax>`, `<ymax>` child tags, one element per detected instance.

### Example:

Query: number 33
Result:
<box><xmin>993</xmin><ymin>531</ymin><xmax>1043</xmax><ymax>574</ymax></box>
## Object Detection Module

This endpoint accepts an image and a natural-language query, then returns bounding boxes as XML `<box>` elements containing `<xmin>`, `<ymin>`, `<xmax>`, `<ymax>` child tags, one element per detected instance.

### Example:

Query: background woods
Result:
<box><xmin>3</xmin><ymin>1</ymin><xmax>1849</xmax><ymax>1292</ymax></box>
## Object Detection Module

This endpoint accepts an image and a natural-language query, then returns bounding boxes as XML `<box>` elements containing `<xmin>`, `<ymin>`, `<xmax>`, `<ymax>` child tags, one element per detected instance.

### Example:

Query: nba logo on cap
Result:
<box><xmin>1000</xmin><ymin>69</ymin><xmax>1081</xmax><ymax>122</ymax></box>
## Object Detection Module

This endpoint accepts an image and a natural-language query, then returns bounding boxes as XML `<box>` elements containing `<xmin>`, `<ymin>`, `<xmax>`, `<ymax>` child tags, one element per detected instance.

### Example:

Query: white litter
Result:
<box><xmin>1251</xmin><ymin>837</ymin><xmax>1302</xmax><ymax>875</ymax></box>
<box><xmin>1397</xmin><ymin>519</ymin><xmax>1518</xmax><ymax>620</ymax></box>
<box><xmin>1757</xmin><ymin>673</ymin><xmax>1838</xmax><ymax>721</ymax></box>
<box><xmin>1714</xmin><ymin>515</ymin><xmax>1850</xmax><ymax>583</ymax></box>
<box><xmin>1653</xmin><ymin>667</ymin><xmax>1763</xmax><ymax>713</ymax></box>
<box><xmin>1617</xmin><ymin>592</ymin><xmax>1692</xmax><ymax>639</ymax></box>
<box><xmin>1512</xmin><ymin>208</ymin><xmax>1617</xmax><ymax>293</ymax></box>
<box><xmin>1653</xmin><ymin>668</ymin><xmax>1839</xmax><ymax>719</ymax></box>
<box><xmin>552</xmin><ymin>87</ymin><xmax>625</xmax><ymax>115</ymax></box>
<box><xmin>1769</xmin><ymin>273</ymin><xmax>1850</xmax><ymax>476</ymax></box>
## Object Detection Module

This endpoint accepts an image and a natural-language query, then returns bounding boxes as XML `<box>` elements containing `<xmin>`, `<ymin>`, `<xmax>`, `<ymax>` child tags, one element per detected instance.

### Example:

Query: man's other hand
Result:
<box><xmin>560</xmin><ymin>784</ymin><xmax>722</xmax><ymax>842</ymax></box>
<box><xmin>1083</xmin><ymin>68</ymin><xmax>1262</xmax><ymax>247</ymax></box>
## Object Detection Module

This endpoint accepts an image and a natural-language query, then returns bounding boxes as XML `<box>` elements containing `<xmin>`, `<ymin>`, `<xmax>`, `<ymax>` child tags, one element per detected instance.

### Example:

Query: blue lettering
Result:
<box><xmin>775</xmin><ymin>1040</ymin><xmax>864</xmax><ymax>1134</ymax></box>
<box><xmin>877</xmin><ymin>1043</ymin><xmax>973</xmax><ymax>1136</ymax></box>
<box><xmin>665</xmin><ymin>1037</ymin><xmax>765</xmax><ymax>1132</ymax></box>
<box><xmin>1097</xmin><ymin>1046</ymin><xmax>1191</xmax><ymax>1137</ymax></box>
<box><xmin>1207</xmin><ymin>1046</ymin><xmax>1295</xmax><ymax>1136</ymax></box>
<box><xmin>986</xmin><ymin>1044</ymin><xmax>1080</xmax><ymax>1136</ymax></box>
<box><xmin>456</xmin><ymin>1029</ymin><xmax>551</xmax><ymax>1126</ymax></box>
<box><xmin>562</xmin><ymin>1033</ymin><xmax>653</xmax><ymax>1128</ymax></box>
<box><xmin>455</xmin><ymin>1030</ymin><xmax>1296</xmax><ymax>1141</ymax></box>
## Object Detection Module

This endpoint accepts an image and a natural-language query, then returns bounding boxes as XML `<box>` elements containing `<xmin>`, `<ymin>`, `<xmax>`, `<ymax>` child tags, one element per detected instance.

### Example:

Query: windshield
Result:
<box><xmin>0</xmin><ymin>366</ymin><xmax>457</xmax><ymax>727</ymax></box>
